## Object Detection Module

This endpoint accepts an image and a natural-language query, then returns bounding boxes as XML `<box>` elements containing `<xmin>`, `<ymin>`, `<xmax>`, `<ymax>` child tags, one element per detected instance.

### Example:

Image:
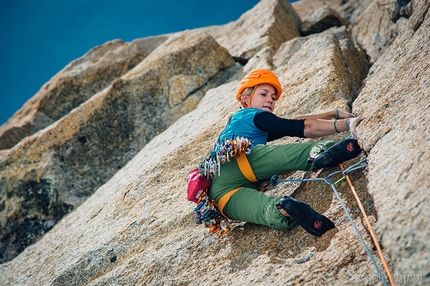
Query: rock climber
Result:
<box><xmin>208</xmin><ymin>68</ymin><xmax>364</xmax><ymax>236</ymax></box>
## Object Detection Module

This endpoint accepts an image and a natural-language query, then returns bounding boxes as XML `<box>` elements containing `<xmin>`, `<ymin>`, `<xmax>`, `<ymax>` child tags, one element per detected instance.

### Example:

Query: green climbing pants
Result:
<box><xmin>208</xmin><ymin>140</ymin><xmax>334</xmax><ymax>230</ymax></box>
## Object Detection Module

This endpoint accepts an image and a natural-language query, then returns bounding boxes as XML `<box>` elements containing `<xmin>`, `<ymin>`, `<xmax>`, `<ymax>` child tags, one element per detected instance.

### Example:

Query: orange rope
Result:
<box><xmin>339</xmin><ymin>164</ymin><xmax>395</xmax><ymax>286</ymax></box>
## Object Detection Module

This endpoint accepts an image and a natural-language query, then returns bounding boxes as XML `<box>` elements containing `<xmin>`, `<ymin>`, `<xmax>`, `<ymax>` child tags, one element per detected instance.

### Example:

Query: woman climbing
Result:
<box><xmin>207</xmin><ymin>68</ymin><xmax>364</xmax><ymax>236</ymax></box>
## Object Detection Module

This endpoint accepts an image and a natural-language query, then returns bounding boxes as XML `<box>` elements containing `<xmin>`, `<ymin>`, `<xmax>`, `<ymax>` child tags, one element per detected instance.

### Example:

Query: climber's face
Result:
<box><xmin>249</xmin><ymin>84</ymin><xmax>277</xmax><ymax>112</ymax></box>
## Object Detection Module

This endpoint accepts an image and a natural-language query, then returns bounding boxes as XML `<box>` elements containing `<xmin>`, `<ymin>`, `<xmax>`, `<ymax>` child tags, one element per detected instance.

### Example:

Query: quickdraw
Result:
<box><xmin>193</xmin><ymin>189</ymin><xmax>231</xmax><ymax>236</ymax></box>
<box><xmin>270</xmin><ymin>159</ymin><xmax>392</xmax><ymax>286</ymax></box>
<box><xmin>198</xmin><ymin>136</ymin><xmax>253</xmax><ymax>179</ymax></box>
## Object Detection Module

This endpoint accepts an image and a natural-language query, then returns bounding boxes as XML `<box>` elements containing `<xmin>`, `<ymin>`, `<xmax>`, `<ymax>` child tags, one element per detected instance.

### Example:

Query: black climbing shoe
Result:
<box><xmin>312</xmin><ymin>138</ymin><xmax>362</xmax><ymax>169</ymax></box>
<box><xmin>277</xmin><ymin>197</ymin><xmax>335</xmax><ymax>236</ymax></box>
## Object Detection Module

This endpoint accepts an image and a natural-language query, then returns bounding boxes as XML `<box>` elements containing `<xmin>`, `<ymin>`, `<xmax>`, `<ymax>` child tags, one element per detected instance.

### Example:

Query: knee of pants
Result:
<box><xmin>265</xmin><ymin>199</ymin><xmax>296</xmax><ymax>230</ymax></box>
<box><xmin>224</xmin><ymin>190</ymin><xmax>295</xmax><ymax>230</ymax></box>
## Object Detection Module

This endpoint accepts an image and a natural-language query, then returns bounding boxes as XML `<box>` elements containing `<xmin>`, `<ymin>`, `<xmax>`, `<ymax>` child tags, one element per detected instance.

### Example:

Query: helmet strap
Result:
<box><xmin>247</xmin><ymin>85</ymin><xmax>258</xmax><ymax>107</ymax></box>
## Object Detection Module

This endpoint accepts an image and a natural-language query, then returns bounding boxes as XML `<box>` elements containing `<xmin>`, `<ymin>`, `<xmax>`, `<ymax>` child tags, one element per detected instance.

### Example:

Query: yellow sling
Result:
<box><xmin>217</xmin><ymin>154</ymin><xmax>257</xmax><ymax>218</ymax></box>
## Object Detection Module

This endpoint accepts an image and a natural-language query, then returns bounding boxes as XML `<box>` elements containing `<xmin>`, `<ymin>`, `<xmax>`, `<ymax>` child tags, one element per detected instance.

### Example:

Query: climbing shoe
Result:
<box><xmin>308</xmin><ymin>140</ymin><xmax>336</xmax><ymax>159</ymax></box>
<box><xmin>277</xmin><ymin>197</ymin><xmax>335</xmax><ymax>236</ymax></box>
<box><xmin>311</xmin><ymin>138</ymin><xmax>362</xmax><ymax>169</ymax></box>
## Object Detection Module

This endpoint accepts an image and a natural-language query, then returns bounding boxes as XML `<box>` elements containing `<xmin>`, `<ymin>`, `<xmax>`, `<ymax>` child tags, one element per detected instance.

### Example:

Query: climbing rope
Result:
<box><xmin>339</xmin><ymin>163</ymin><xmax>395</xmax><ymax>286</ymax></box>
<box><xmin>270</xmin><ymin>159</ymin><xmax>391</xmax><ymax>286</ymax></box>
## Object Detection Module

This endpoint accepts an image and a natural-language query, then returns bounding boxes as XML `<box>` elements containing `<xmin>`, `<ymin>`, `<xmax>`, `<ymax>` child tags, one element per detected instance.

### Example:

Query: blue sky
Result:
<box><xmin>0</xmin><ymin>0</ymin><xmax>261</xmax><ymax>125</ymax></box>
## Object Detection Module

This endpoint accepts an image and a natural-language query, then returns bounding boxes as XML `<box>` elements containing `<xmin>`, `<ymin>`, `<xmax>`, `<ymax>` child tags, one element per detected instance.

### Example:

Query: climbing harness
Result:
<box><xmin>270</xmin><ymin>159</ymin><xmax>393</xmax><ymax>286</ymax></box>
<box><xmin>198</xmin><ymin>136</ymin><xmax>253</xmax><ymax>179</ymax></box>
<box><xmin>189</xmin><ymin>137</ymin><xmax>254</xmax><ymax>237</ymax></box>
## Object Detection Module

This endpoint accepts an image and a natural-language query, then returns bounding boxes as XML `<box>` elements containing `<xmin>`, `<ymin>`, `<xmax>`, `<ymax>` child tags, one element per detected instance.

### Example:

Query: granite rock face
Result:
<box><xmin>0</xmin><ymin>36</ymin><xmax>169</xmax><ymax>150</ymax></box>
<box><xmin>0</xmin><ymin>0</ymin><xmax>429</xmax><ymax>285</ymax></box>
<box><xmin>203</xmin><ymin>0</ymin><xmax>301</xmax><ymax>59</ymax></box>
<box><xmin>353</xmin><ymin>0</ymin><xmax>430</xmax><ymax>275</ymax></box>
<box><xmin>0</xmin><ymin>30</ymin><xmax>236</xmax><ymax>263</ymax></box>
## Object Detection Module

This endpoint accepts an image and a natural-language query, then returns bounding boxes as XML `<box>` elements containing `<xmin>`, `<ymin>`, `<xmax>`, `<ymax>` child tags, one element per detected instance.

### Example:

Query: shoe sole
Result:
<box><xmin>280</xmin><ymin>198</ymin><xmax>335</xmax><ymax>236</ymax></box>
<box><xmin>313</xmin><ymin>138</ymin><xmax>361</xmax><ymax>169</ymax></box>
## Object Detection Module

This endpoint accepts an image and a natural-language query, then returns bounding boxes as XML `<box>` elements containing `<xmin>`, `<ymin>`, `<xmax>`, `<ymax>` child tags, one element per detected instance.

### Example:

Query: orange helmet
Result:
<box><xmin>235</xmin><ymin>69</ymin><xmax>282</xmax><ymax>105</ymax></box>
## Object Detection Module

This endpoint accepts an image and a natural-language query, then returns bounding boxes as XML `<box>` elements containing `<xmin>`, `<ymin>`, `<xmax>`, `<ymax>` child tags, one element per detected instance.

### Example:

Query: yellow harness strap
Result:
<box><xmin>216</xmin><ymin>154</ymin><xmax>258</xmax><ymax>218</ymax></box>
<box><xmin>216</xmin><ymin>187</ymin><xmax>241</xmax><ymax>218</ymax></box>
<box><xmin>236</xmin><ymin>153</ymin><xmax>258</xmax><ymax>182</ymax></box>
